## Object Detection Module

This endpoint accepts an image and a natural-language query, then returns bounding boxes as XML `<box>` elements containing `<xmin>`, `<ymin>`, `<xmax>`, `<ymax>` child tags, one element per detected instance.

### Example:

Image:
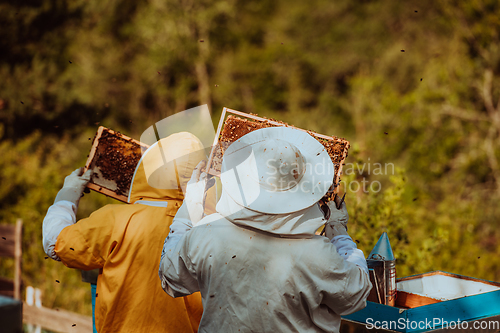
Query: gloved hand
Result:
<box><xmin>175</xmin><ymin>160</ymin><xmax>208</xmax><ymax>226</ymax></box>
<box><xmin>324</xmin><ymin>201</ymin><xmax>349</xmax><ymax>240</ymax></box>
<box><xmin>54</xmin><ymin>167</ymin><xmax>93</xmax><ymax>207</ymax></box>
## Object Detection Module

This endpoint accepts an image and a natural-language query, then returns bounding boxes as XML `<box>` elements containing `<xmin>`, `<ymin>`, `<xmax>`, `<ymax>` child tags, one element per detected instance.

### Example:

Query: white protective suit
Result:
<box><xmin>159</xmin><ymin>189</ymin><xmax>372</xmax><ymax>333</ymax></box>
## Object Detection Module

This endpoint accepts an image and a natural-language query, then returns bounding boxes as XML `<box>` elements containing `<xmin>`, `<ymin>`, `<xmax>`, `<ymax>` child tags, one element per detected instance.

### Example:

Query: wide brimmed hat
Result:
<box><xmin>220</xmin><ymin>127</ymin><xmax>335</xmax><ymax>214</ymax></box>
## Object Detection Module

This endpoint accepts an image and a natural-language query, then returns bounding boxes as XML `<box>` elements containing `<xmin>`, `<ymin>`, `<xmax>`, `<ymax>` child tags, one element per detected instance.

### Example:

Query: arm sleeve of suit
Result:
<box><xmin>331</xmin><ymin>235</ymin><xmax>369</xmax><ymax>274</ymax></box>
<box><xmin>318</xmin><ymin>249</ymin><xmax>372</xmax><ymax>316</ymax></box>
<box><xmin>44</xmin><ymin>203</ymin><xmax>118</xmax><ymax>270</ymax></box>
<box><xmin>159</xmin><ymin>217</ymin><xmax>200</xmax><ymax>298</ymax></box>
<box><xmin>42</xmin><ymin>200</ymin><xmax>77</xmax><ymax>261</ymax></box>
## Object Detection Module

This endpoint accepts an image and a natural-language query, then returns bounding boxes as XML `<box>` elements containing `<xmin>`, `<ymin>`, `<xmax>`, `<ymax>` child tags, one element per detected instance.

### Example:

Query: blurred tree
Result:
<box><xmin>341</xmin><ymin>0</ymin><xmax>500</xmax><ymax>280</ymax></box>
<box><xmin>0</xmin><ymin>128</ymin><xmax>114</xmax><ymax>314</ymax></box>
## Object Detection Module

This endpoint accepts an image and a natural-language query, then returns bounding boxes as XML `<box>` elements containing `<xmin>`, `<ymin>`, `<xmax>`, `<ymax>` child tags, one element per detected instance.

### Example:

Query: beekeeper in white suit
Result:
<box><xmin>159</xmin><ymin>127</ymin><xmax>371</xmax><ymax>333</ymax></box>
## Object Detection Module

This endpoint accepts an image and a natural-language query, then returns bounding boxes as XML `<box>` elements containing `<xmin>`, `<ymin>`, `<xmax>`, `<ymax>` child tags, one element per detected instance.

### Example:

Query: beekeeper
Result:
<box><xmin>159</xmin><ymin>127</ymin><xmax>372</xmax><ymax>333</ymax></box>
<box><xmin>42</xmin><ymin>132</ymin><xmax>212</xmax><ymax>333</ymax></box>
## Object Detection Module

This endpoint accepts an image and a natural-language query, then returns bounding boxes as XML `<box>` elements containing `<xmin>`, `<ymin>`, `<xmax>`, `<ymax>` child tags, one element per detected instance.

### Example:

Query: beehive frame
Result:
<box><xmin>84</xmin><ymin>127</ymin><xmax>149</xmax><ymax>202</ymax></box>
<box><xmin>207</xmin><ymin>108</ymin><xmax>350</xmax><ymax>196</ymax></box>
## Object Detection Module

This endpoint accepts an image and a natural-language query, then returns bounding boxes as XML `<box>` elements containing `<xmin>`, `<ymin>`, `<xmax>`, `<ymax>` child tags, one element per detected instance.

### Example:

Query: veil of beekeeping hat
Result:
<box><xmin>128</xmin><ymin>132</ymin><xmax>205</xmax><ymax>203</ymax></box>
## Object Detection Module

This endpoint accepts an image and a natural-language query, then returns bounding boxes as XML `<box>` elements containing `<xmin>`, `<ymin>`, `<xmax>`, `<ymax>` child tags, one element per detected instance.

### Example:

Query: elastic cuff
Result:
<box><xmin>45</xmin><ymin>244</ymin><xmax>61</xmax><ymax>261</ymax></box>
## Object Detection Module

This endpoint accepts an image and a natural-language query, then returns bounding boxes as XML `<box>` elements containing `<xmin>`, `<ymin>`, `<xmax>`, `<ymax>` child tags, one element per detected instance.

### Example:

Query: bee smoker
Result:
<box><xmin>366</xmin><ymin>232</ymin><xmax>397</xmax><ymax>306</ymax></box>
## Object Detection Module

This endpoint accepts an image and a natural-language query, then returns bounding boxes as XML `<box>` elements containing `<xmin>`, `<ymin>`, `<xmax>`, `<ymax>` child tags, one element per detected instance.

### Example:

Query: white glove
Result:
<box><xmin>175</xmin><ymin>160</ymin><xmax>208</xmax><ymax>226</ymax></box>
<box><xmin>54</xmin><ymin>167</ymin><xmax>93</xmax><ymax>207</ymax></box>
<box><xmin>324</xmin><ymin>201</ymin><xmax>349</xmax><ymax>240</ymax></box>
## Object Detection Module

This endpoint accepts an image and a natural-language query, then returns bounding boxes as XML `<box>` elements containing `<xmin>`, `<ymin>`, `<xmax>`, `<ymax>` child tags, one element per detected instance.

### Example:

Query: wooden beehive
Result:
<box><xmin>344</xmin><ymin>271</ymin><xmax>500</xmax><ymax>332</ymax></box>
<box><xmin>207</xmin><ymin>108</ymin><xmax>350</xmax><ymax>199</ymax></box>
<box><xmin>84</xmin><ymin>127</ymin><xmax>149</xmax><ymax>202</ymax></box>
<box><xmin>396</xmin><ymin>271</ymin><xmax>500</xmax><ymax>308</ymax></box>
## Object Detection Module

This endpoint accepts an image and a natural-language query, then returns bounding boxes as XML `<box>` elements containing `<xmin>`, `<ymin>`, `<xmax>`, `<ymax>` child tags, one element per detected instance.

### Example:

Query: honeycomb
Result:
<box><xmin>86</xmin><ymin>128</ymin><xmax>146</xmax><ymax>199</ymax></box>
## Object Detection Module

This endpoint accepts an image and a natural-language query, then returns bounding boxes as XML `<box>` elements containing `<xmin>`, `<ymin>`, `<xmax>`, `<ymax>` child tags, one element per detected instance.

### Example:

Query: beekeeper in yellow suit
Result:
<box><xmin>42</xmin><ymin>132</ymin><xmax>209</xmax><ymax>333</ymax></box>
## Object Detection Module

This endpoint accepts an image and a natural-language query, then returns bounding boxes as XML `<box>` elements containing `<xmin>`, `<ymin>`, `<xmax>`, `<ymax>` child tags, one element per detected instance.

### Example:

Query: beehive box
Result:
<box><xmin>84</xmin><ymin>127</ymin><xmax>149</xmax><ymax>202</ymax></box>
<box><xmin>342</xmin><ymin>271</ymin><xmax>500</xmax><ymax>332</ymax></box>
<box><xmin>207</xmin><ymin>108</ymin><xmax>350</xmax><ymax>198</ymax></box>
<box><xmin>396</xmin><ymin>271</ymin><xmax>500</xmax><ymax>308</ymax></box>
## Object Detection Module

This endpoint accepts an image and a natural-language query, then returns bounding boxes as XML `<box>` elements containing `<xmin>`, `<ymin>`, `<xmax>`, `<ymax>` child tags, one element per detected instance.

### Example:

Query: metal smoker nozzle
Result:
<box><xmin>367</xmin><ymin>232</ymin><xmax>395</xmax><ymax>261</ymax></box>
<box><xmin>367</xmin><ymin>232</ymin><xmax>396</xmax><ymax>306</ymax></box>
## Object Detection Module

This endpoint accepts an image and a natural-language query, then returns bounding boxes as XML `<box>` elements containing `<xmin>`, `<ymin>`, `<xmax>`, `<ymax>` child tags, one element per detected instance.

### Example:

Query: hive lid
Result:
<box><xmin>367</xmin><ymin>232</ymin><xmax>395</xmax><ymax>261</ymax></box>
<box><xmin>397</xmin><ymin>271</ymin><xmax>500</xmax><ymax>301</ymax></box>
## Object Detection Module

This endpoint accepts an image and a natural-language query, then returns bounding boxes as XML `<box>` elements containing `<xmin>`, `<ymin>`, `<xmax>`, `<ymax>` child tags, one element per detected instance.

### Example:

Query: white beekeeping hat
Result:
<box><xmin>220</xmin><ymin>127</ymin><xmax>334</xmax><ymax>214</ymax></box>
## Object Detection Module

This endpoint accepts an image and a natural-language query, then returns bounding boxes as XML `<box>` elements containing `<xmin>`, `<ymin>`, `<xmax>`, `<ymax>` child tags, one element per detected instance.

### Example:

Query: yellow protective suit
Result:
<box><xmin>55</xmin><ymin>132</ymin><xmax>208</xmax><ymax>333</ymax></box>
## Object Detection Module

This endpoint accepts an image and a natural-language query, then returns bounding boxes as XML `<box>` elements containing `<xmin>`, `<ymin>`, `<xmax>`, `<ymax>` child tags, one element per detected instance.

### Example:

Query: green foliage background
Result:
<box><xmin>1</xmin><ymin>0</ymin><xmax>500</xmax><ymax>316</ymax></box>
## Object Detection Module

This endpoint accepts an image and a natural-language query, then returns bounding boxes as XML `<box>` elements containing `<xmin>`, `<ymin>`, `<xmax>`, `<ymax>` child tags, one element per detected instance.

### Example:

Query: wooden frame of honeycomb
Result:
<box><xmin>84</xmin><ymin>127</ymin><xmax>149</xmax><ymax>203</ymax></box>
<box><xmin>207</xmin><ymin>108</ymin><xmax>350</xmax><ymax>198</ymax></box>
